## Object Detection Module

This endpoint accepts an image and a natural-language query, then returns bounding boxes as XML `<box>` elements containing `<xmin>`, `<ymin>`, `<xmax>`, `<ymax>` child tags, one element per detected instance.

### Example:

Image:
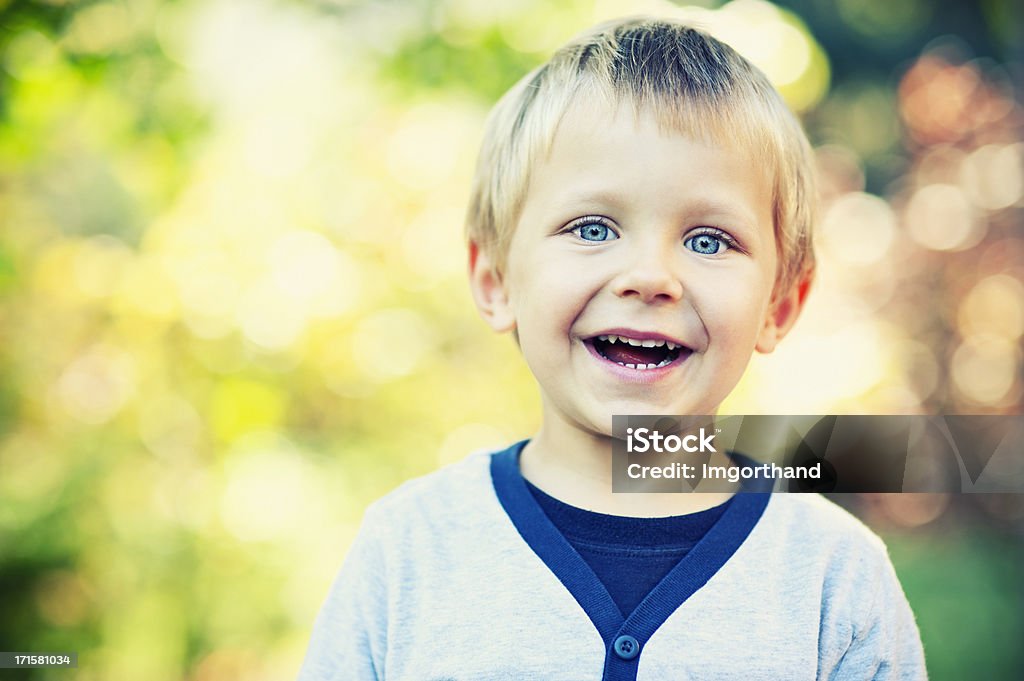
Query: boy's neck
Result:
<box><xmin>519</xmin><ymin>419</ymin><xmax>736</xmax><ymax>518</ymax></box>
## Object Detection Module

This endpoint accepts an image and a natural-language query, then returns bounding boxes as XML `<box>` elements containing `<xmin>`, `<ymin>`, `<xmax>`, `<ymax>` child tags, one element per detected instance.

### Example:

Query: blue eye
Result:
<box><xmin>571</xmin><ymin>220</ymin><xmax>618</xmax><ymax>242</ymax></box>
<box><xmin>684</xmin><ymin>231</ymin><xmax>731</xmax><ymax>255</ymax></box>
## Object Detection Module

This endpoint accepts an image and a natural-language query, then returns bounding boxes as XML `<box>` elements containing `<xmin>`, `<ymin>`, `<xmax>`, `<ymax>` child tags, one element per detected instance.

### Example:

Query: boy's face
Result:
<box><xmin>471</xmin><ymin>101</ymin><xmax>807</xmax><ymax>437</ymax></box>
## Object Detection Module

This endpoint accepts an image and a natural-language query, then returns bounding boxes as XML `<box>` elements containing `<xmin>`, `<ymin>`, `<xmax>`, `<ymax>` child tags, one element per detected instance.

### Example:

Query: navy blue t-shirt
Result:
<box><xmin>524</xmin><ymin>480</ymin><xmax>732</xmax><ymax>618</ymax></box>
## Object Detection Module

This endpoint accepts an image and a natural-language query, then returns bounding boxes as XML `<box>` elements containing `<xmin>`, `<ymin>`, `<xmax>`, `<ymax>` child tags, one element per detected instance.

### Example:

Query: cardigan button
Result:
<box><xmin>612</xmin><ymin>635</ymin><xmax>640</xmax><ymax>660</ymax></box>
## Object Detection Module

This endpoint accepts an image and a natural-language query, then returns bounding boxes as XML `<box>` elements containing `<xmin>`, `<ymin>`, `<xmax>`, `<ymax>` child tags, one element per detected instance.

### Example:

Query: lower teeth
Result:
<box><xmin>616</xmin><ymin>359</ymin><xmax>672</xmax><ymax>370</ymax></box>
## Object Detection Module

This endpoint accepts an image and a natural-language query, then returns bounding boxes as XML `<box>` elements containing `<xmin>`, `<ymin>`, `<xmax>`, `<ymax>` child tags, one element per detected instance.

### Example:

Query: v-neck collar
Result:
<box><xmin>490</xmin><ymin>440</ymin><xmax>770</xmax><ymax>681</ymax></box>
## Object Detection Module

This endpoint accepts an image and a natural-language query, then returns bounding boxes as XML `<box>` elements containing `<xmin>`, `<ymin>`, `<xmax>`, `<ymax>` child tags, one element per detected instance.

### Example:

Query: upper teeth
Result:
<box><xmin>597</xmin><ymin>334</ymin><xmax>680</xmax><ymax>351</ymax></box>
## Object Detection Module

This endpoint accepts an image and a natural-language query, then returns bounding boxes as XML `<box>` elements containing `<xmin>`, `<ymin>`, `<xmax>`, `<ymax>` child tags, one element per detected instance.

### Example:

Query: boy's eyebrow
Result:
<box><xmin>551</xmin><ymin>188</ymin><xmax>629</xmax><ymax>212</ymax></box>
<box><xmin>554</xmin><ymin>190</ymin><xmax>764</xmax><ymax>231</ymax></box>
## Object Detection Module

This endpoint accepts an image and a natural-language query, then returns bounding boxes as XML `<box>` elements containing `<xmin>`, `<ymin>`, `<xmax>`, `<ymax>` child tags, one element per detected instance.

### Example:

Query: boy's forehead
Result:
<box><xmin>542</xmin><ymin>97</ymin><xmax>761</xmax><ymax>179</ymax></box>
<box><xmin>545</xmin><ymin>96</ymin><xmax>756</xmax><ymax>166</ymax></box>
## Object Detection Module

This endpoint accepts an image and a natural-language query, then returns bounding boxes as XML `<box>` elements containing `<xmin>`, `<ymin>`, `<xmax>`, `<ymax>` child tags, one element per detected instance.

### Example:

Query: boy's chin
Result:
<box><xmin>558</xmin><ymin>411</ymin><xmax>617</xmax><ymax>440</ymax></box>
<box><xmin>575</xmin><ymin>411</ymin><xmax>647</xmax><ymax>441</ymax></box>
<box><xmin>575</xmin><ymin>402</ymin><xmax>723</xmax><ymax>440</ymax></box>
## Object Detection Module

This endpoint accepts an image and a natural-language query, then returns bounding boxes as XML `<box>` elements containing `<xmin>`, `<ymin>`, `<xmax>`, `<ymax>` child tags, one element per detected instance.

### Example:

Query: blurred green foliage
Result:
<box><xmin>884</xmin><ymin>510</ymin><xmax>1024</xmax><ymax>679</ymax></box>
<box><xmin>0</xmin><ymin>1</ymin><xmax>1022</xmax><ymax>679</ymax></box>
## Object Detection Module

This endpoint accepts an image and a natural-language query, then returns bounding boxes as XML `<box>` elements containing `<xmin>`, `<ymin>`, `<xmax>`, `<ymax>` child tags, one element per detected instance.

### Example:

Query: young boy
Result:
<box><xmin>299</xmin><ymin>17</ymin><xmax>926</xmax><ymax>680</ymax></box>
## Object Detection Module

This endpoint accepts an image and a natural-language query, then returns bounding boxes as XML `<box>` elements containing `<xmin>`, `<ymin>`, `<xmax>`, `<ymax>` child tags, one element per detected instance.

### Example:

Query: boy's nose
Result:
<box><xmin>610</xmin><ymin>242</ymin><xmax>684</xmax><ymax>304</ymax></box>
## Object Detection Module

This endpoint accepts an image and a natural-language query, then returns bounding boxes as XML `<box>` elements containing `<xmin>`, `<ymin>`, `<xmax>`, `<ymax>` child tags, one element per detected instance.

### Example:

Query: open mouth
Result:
<box><xmin>585</xmin><ymin>334</ymin><xmax>689</xmax><ymax>371</ymax></box>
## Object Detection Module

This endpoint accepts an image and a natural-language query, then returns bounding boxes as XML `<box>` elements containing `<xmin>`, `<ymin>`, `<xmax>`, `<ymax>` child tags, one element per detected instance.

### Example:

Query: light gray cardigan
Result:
<box><xmin>298</xmin><ymin>447</ymin><xmax>926</xmax><ymax>680</ymax></box>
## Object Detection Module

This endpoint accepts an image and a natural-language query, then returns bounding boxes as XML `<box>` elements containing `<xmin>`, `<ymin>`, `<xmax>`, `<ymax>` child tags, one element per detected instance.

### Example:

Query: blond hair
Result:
<box><xmin>465</xmin><ymin>16</ymin><xmax>816</xmax><ymax>297</ymax></box>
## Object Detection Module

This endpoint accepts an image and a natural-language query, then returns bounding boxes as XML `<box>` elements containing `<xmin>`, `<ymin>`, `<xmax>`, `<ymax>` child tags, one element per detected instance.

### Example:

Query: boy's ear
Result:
<box><xmin>755</xmin><ymin>269</ymin><xmax>813</xmax><ymax>354</ymax></box>
<box><xmin>468</xmin><ymin>240</ymin><xmax>516</xmax><ymax>333</ymax></box>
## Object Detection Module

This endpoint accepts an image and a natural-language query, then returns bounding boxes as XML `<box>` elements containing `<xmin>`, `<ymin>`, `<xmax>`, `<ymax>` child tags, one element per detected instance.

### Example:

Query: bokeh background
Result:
<box><xmin>0</xmin><ymin>0</ymin><xmax>1022</xmax><ymax>679</ymax></box>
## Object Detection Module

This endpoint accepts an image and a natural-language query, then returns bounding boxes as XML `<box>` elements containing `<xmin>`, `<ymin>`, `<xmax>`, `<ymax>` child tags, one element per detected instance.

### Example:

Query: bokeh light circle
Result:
<box><xmin>951</xmin><ymin>335</ymin><xmax>1020</xmax><ymax>405</ymax></box>
<box><xmin>820</xmin><ymin>192</ymin><xmax>896</xmax><ymax>265</ymax></box>
<box><xmin>905</xmin><ymin>183</ymin><xmax>984</xmax><ymax>251</ymax></box>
